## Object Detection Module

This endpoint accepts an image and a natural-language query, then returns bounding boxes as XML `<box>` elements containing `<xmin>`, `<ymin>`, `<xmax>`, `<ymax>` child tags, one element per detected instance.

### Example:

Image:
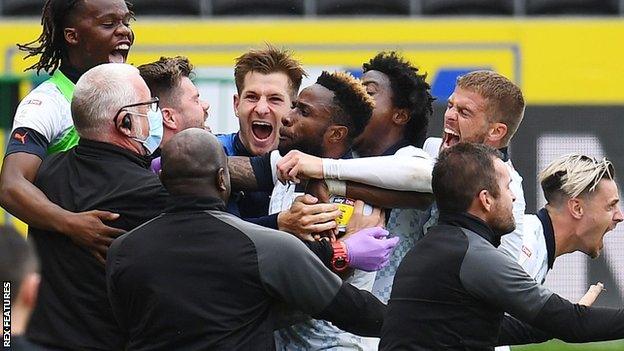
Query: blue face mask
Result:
<box><xmin>132</xmin><ymin>108</ymin><xmax>163</xmax><ymax>155</ymax></box>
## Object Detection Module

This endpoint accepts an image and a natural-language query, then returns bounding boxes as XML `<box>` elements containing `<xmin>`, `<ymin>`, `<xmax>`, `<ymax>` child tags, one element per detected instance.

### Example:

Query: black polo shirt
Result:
<box><xmin>26</xmin><ymin>139</ymin><xmax>168</xmax><ymax>351</ymax></box>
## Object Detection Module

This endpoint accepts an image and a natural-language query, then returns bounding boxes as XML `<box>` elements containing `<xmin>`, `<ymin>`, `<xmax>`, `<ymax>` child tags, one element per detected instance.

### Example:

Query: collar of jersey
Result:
<box><xmin>438</xmin><ymin>210</ymin><xmax>500</xmax><ymax>247</ymax></box>
<box><xmin>537</xmin><ymin>208</ymin><xmax>556</xmax><ymax>270</ymax></box>
<box><xmin>164</xmin><ymin>195</ymin><xmax>227</xmax><ymax>213</ymax></box>
<box><xmin>49</xmin><ymin>70</ymin><xmax>75</xmax><ymax>103</ymax></box>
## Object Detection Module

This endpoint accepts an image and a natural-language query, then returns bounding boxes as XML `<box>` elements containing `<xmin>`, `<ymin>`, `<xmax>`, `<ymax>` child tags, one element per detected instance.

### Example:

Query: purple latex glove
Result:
<box><xmin>344</xmin><ymin>227</ymin><xmax>399</xmax><ymax>272</ymax></box>
<box><xmin>150</xmin><ymin>156</ymin><xmax>162</xmax><ymax>174</ymax></box>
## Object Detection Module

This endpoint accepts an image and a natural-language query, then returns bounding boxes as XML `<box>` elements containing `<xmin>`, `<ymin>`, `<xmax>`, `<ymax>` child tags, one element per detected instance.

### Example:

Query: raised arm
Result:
<box><xmin>228</xmin><ymin>151</ymin><xmax>282</xmax><ymax>192</ymax></box>
<box><xmin>277</xmin><ymin>147</ymin><xmax>433</xmax><ymax>192</ymax></box>
<box><xmin>462</xmin><ymin>238</ymin><xmax>624</xmax><ymax>343</ymax></box>
<box><xmin>306</xmin><ymin>179</ymin><xmax>433</xmax><ymax>210</ymax></box>
<box><xmin>227</xmin><ymin>156</ymin><xmax>260</xmax><ymax>191</ymax></box>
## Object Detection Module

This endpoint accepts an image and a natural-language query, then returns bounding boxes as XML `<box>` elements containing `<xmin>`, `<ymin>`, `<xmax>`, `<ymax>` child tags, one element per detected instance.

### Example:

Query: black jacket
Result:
<box><xmin>107</xmin><ymin>195</ymin><xmax>385</xmax><ymax>350</ymax></box>
<box><xmin>380</xmin><ymin>211</ymin><xmax>624</xmax><ymax>350</ymax></box>
<box><xmin>26</xmin><ymin>139</ymin><xmax>168</xmax><ymax>351</ymax></box>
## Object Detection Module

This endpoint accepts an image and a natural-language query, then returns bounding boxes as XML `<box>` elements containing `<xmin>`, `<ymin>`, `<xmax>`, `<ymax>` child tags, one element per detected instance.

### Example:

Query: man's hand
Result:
<box><xmin>276</xmin><ymin>150</ymin><xmax>323</xmax><ymax>184</ymax></box>
<box><xmin>344</xmin><ymin>200</ymin><xmax>384</xmax><ymax>237</ymax></box>
<box><xmin>578</xmin><ymin>282</ymin><xmax>605</xmax><ymax>306</ymax></box>
<box><xmin>343</xmin><ymin>227</ymin><xmax>399</xmax><ymax>272</ymax></box>
<box><xmin>61</xmin><ymin>210</ymin><xmax>126</xmax><ymax>264</ymax></box>
<box><xmin>277</xmin><ymin>194</ymin><xmax>341</xmax><ymax>241</ymax></box>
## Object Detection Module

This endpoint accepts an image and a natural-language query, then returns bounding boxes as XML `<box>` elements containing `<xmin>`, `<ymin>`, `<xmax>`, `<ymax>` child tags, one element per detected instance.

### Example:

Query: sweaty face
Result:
<box><xmin>355</xmin><ymin>70</ymin><xmax>395</xmax><ymax>152</ymax></box>
<box><xmin>173</xmin><ymin>77</ymin><xmax>210</xmax><ymax>131</ymax></box>
<box><xmin>488</xmin><ymin>159</ymin><xmax>516</xmax><ymax>235</ymax></box>
<box><xmin>442</xmin><ymin>87</ymin><xmax>491</xmax><ymax>150</ymax></box>
<box><xmin>67</xmin><ymin>0</ymin><xmax>134</xmax><ymax>72</ymax></box>
<box><xmin>234</xmin><ymin>72</ymin><xmax>292</xmax><ymax>156</ymax></box>
<box><xmin>577</xmin><ymin>179</ymin><xmax>623</xmax><ymax>258</ymax></box>
<box><xmin>278</xmin><ymin>84</ymin><xmax>334</xmax><ymax>157</ymax></box>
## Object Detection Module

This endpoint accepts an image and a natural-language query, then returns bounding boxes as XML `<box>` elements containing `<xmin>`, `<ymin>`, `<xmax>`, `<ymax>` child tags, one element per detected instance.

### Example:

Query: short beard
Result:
<box><xmin>492</xmin><ymin>214</ymin><xmax>516</xmax><ymax>236</ymax></box>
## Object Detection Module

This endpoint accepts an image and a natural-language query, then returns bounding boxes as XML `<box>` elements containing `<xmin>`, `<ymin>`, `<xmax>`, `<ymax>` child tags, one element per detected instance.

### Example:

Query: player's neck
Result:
<box><xmin>548</xmin><ymin>207</ymin><xmax>579</xmax><ymax>257</ymax></box>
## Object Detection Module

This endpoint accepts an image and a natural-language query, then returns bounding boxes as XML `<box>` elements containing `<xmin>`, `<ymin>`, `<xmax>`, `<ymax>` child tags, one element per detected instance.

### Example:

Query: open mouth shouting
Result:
<box><xmin>109</xmin><ymin>42</ymin><xmax>131</xmax><ymax>63</ymax></box>
<box><xmin>251</xmin><ymin>120</ymin><xmax>275</xmax><ymax>143</ymax></box>
<box><xmin>442</xmin><ymin>127</ymin><xmax>460</xmax><ymax>149</ymax></box>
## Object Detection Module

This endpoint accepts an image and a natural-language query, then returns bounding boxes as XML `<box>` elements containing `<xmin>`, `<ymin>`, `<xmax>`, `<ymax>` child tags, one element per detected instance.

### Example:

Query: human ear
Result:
<box><xmin>478</xmin><ymin>189</ymin><xmax>492</xmax><ymax>212</ymax></box>
<box><xmin>568</xmin><ymin>198</ymin><xmax>584</xmax><ymax>219</ymax></box>
<box><xmin>488</xmin><ymin>122</ymin><xmax>508</xmax><ymax>144</ymax></box>
<box><xmin>393</xmin><ymin>109</ymin><xmax>410</xmax><ymax>126</ymax></box>
<box><xmin>161</xmin><ymin>108</ymin><xmax>177</xmax><ymax>130</ymax></box>
<box><xmin>117</xmin><ymin>112</ymin><xmax>134</xmax><ymax>137</ymax></box>
<box><xmin>326</xmin><ymin>125</ymin><xmax>348</xmax><ymax>144</ymax></box>
<box><xmin>233</xmin><ymin>94</ymin><xmax>240</xmax><ymax>118</ymax></box>
<box><xmin>217</xmin><ymin>168</ymin><xmax>228</xmax><ymax>192</ymax></box>
<box><xmin>64</xmin><ymin>28</ymin><xmax>78</xmax><ymax>45</ymax></box>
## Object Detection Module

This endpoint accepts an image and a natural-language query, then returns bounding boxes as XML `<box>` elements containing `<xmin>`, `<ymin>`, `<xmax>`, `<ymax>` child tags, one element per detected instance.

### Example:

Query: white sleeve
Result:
<box><xmin>423</xmin><ymin>137</ymin><xmax>442</xmax><ymax>159</ymax></box>
<box><xmin>516</xmin><ymin>215</ymin><xmax>549</xmax><ymax>284</ymax></box>
<box><xmin>269</xmin><ymin>150</ymin><xmax>282</xmax><ymax>186</ymax></box>
<box><xmin>321</xmin><ymin>146</ymin><xmax>433</xmax><ymax>192</ymax></box>
<box><xmin>499</xmin><ymin>161</ymin><xmax>527</xmax><ymax>259</ymax></box>
<box><xmin>12</xmin><ymin>83</ymin><xmax>67</xmax><ymax>143</ymax></box>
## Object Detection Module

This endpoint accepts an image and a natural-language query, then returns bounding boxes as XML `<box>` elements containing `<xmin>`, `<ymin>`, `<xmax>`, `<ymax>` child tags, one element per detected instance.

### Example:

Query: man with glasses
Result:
<box><xmin>0</xmin><ymin>0</ymin><xmax>135</xmax><ymax>273</ymax></box>
<box><xmin>25</xmin><ymin>63</ymin><xmax>168</xmax><ymax>351</ymax></box>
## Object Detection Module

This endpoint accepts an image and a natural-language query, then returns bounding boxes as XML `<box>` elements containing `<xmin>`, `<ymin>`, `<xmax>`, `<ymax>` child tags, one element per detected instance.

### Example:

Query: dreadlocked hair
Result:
<box><xmin>316</xmin><ymin>71</ymin><xmax>374</xmax><ymax>141</ymax></box>
<box><xmin>17</xmin><ymin>0</ymin><xmax>81</xmax><ymax>74</ymax></box>
<box><xmin>363</xmin><ymin>51</ymin><xmax>434</xmax><ymax>147</ymax></box>
<box><xmin>16</xmin><ymin>0</ymin><xmax>134</xmax><ymax>74</ymax></box>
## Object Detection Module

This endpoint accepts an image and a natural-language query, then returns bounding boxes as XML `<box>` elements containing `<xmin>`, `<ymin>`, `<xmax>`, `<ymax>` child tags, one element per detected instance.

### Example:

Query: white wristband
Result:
<box><xmin>326</xmin><ymin>179</ymin><xmax>346</xmax><ymax>196</ymax></box>
<box><xmin>322</xmin><ymin>158</ymin><xmax>342</xmax><ymax>179</ymax></box>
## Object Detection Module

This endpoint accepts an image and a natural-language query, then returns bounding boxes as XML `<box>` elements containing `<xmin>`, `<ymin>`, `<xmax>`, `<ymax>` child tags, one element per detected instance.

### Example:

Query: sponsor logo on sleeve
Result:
<box><xmin>521</xmin><ymin>245</ymin><xmax>532</xmax><ymax>258</ymax></box>
<box><xmin>13</xmin><ymin>131</ymin><xmax>28</xmax><ymax>144</ymax></box>
<box><xmin>25</xmin><ymin>99</ymin><xmax>42</xmax><ymax>106</ymax></box>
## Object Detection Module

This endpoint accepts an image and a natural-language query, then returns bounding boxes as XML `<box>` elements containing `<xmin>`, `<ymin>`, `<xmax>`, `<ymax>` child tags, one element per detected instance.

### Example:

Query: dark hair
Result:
<box><xmin>432</xmin><ymin>142</ymin><xmax>502</xmax><ymax>213</ymax></box>
<box><xmin>17</xmin><ymin>0</ymin><xmax>135</xmax><ymax>74</ymax></box>
<box><xmin>316</xmin><ymin>71</ymin><xmax>374</xmax><ymax>142</ymax></box>
<box><xmin>234</xmin><ymin>44</ymin><xmax>307</xmax><ymax>100</ymax></box>
<box><xmin>138</xmin><ymin>56</ymin><xmax>193</xmax><ymax>106</ymax></box>
<box><xmin>363</xmin><ymin>51</ymin><xmax>434</xmax><ymax>147</ymax></box>
<box><xmin>0</xmin><ymin>226</ymin><xmax>38</xmax><ymax>303</ymax></box>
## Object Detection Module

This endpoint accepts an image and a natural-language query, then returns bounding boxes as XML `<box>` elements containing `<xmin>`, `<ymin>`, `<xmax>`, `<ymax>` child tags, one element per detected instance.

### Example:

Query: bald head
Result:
<box><xmin>160</xmin><ymin>128</ymin><xmax>229</xmax><ymax>199</ymax></box>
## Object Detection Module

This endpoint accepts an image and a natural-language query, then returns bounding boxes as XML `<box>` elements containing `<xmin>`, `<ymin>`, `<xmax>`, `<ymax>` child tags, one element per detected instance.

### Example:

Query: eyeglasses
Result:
<box><xmin>114</xmin><ymin>97</ymin><xmax>159</xmax><ymax>124</ymax></box>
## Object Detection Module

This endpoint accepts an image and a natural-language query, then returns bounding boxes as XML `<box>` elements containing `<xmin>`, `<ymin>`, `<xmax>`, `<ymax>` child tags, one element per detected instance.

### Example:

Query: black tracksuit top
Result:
<box><xmin>381</xmin><ymin>211</ymin><xmax>624</xmax><ymax>350</ymax></box>
<box><xmin>106</xmin><ymin>195</ymin><xmax>385</xmax><ymax>350</ymax></box>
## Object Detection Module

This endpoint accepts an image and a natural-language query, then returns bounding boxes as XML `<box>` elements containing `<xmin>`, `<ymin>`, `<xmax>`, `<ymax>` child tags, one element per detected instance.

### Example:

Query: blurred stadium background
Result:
<box><xmin>1</xmin><ymin>1</ymin><xmax>624</xmax><ymax>349</ymax></box>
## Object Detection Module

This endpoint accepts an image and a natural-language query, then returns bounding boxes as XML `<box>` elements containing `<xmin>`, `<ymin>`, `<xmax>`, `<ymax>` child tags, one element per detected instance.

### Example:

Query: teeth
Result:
<box><xmin>115</xmin><ymin>44</ymin><xmax>130</xmax><ymax>50</ymax></box>
<box><xmin>252</xmin><ymin>121</ymin><xmax>272</xmax><ymax>127</ymax></box>
<box><xmin>444</xmin><ymin>128</ymin><xmax>459</xmax><ymax>136</ymax></box>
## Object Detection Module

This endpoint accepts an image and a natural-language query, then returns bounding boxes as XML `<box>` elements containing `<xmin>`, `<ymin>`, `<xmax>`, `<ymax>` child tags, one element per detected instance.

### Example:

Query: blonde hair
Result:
<box><xmin>540</xmin><ymin>154</ymin><xmax>615</xmax><ymax>205</ymax></box>
<box><xmin>457</xmin><ymin>70</ymin><xmax>525</xmax><ymax>146</ymax></box>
